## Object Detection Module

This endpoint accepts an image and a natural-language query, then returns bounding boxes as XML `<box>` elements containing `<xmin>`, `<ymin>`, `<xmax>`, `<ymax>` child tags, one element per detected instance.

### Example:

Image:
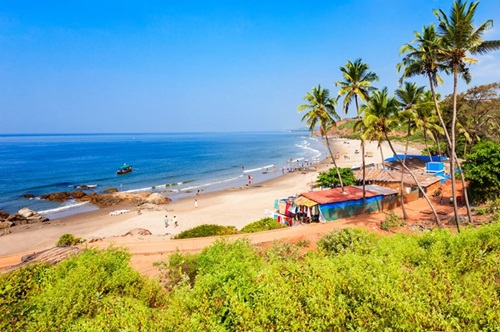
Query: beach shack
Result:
<box><xmin>353</xmin><ymin>168</ymin><xmax>442</xmax><ymax>202</ymax></box>
<box><xmin>355</xmin><ymin>184</ymin><xmax>399</xmax><ymax>210</ymax></box>
<box><xmin>298</xmin><ymin>186</ymin><xmax>384</xmax><ymax>221</ymax></box>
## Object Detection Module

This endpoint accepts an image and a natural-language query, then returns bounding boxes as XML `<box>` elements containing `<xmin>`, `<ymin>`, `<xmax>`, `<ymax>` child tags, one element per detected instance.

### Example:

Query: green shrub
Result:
<box><xmin>265</xmin><ymin>241</ymin><xmax>300</xmax><ymax>262</ymax></box>
<box><xmin>174</xmin><ymin>224</ymin><xmax>239</xmax><ymax>239</ymax></box>
<box><xmin>317</xmin><ymin>167</ymin><xmax>356</xmax><ymax>188</ymax></box>
<box><xmin>0</xmin><ymin>264</ymin><xmax>49</xmax><ymax>331</ymax></box>
<box><xmin>474</xmin><ymin>207</ymin><xmax>487</xmax><ymax>215</ymax></box>
<box><xmin>0</xmin><ymin>248</ymin><xmax>168</xmax><ymax>331</ymax></box>
<box><xmin>316</xmin><ymin>228</ymin><xmax>376</xmax><ymax>256</ymax></box>
<box><xmin>56</xmin><ymin>234</ymin><xmax>84</xmax><ymax>247</ymax></box>
<box><xmin>380</xmin><ymin>211</ymin><xmax>406</xmax><ymax>230</ymax></box>
<box><xmin>241</xmin><ymin>217</ymin><xmax>286</xmax><ymax>233</ymax></box>
<box><xmin>156</xmin><ymin>251</ymin><xmax>199</xmax><ymax>291</ymax></box>
<box><xmin>295</xmin><ymin>239</ymin><xmax>310</xmax><ymax>248</ymax></box>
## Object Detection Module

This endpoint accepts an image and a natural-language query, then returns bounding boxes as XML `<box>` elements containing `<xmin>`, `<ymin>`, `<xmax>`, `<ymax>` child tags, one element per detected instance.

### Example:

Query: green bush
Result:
<box><xmin>463</xmin><ymin>141</ymin><xmax>500</xmax><ymax>204</ymax></box>
<box><xmin>316</xmin><ymin>228</ymin><xmax>376</xmax><ymax>256</ymax></box>
<box><xmin>295</xmin><ymin>239</ymin><xmax>310</xmax><ymax>248</ymax></box>
<box><xmin>0</xmin><ymin>248</ymin><xmax>168</xmax><ymax>331</ymax></box>
<box><xmin>156</xmin><ymin>251</ymin><xmax>199</xmax><ymax>291</ymax></box>
<box><xmin>380</xmin><ymin>210</ymin><xmax>406</xmax><ymax>230</ymax></box>
<box><xmin>317</xmin><ymin>167</ymin><xmax>356</xmax><ymax>188</ymax></box>
<box><xmin>56</xmin><ymin>234</ymin><xmax>84</xmax><ymax>247</ymax></box>
<box><xmin>173</xmin><ymin>224</ymin><xmax>239</xmax><ymax>239</ymax></box>
<box><xmin>241</xmin><ymin>217</ymin><xmax>286</xmax><ymax>233</ymax></box>
<box><xmin>474</xmin><ymin>207</ymin><xmax>487</xmax><ymax>215</ymax></box>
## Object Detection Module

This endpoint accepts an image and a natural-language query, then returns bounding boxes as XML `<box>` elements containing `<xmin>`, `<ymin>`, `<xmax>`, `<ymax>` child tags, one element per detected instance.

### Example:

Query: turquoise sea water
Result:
<box><xmin>0</xmin><ymin>132</ymin><xmax>326</xmax><ymax>218</ymax></box>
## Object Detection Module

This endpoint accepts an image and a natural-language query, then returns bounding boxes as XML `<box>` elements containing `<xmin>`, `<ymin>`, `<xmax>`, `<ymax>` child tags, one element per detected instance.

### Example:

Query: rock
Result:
<box><xmin>0</xmin><ymin>221</ymin><xmax>13</xmax><ymax>229</ymax></box>
<box><xmin>138</xmin><ymin>203</ymin><xmax>167</xmax><ymax>211</ymax></box>
<box><xmin>123</xmin><ymin>228</ymin><xmax>152</xmax><ymax>236</ymax></box>
<box><xmin>146</xmin><ymin>193</ymin><xmax>170</xmax><ymax>205</ymax></box>
<box><xmin>21</xmin><ymin>193</ymin><xmax>35</xmax><ymax>198</ymax></box>
<box><xmin>40</xmin><ymin>191</ymin><xmax>73</xmax><ymax>201</ymax></box>
<box><xmin>78</xmin><ymin>193</ymin><xmax>125</xmax><ymax>207</ymax></box>
<box><xmin>104</xmin><ymin>188</ymin><xmax>119</xmax><ymax>193</ymax></box>
<box><xmin>6</xmin><ymin>209</ymin><xmax>49</xmax><ymax>226</ymax></box>
<box><xmin>70</xmin><ymin>190</ymin><xmax>87</xmax><ymax>199</ymax></box>
<box><xmin>0</xmin><ymin>210</ymin><xmax>9</xmax><ymax>220</ymax></box>
<box><xmin>18</xmin><ymin>207</ymin><xmax>35</xmax><ymax>218</ymax></box>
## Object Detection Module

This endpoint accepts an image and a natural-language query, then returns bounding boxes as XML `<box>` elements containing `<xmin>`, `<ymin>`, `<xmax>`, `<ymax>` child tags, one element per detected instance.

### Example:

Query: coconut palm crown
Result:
<box><xmin>335</xmin><ymin>59</ymin><xmax>379</xmax><ymax>118</ymax></box>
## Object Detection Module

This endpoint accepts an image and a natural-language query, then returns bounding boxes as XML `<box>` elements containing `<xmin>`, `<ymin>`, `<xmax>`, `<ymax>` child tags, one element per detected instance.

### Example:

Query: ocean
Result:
<box><xmin>0</xmin><ymin>132</ymin><xmax>326</xmax><ymax>218</ymax></box>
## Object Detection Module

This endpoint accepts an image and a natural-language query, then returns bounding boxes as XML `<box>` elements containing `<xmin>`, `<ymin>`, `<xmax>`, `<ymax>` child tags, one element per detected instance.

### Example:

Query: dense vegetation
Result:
<box><xmin>463</xmin><ymin>141</ymin><xmax>500</xmax><ymax>203</ymax></box>
<box><xmin>2</xmin><ymin>220</ymin><xmax>500</xmax><ymax>331</ymax></box>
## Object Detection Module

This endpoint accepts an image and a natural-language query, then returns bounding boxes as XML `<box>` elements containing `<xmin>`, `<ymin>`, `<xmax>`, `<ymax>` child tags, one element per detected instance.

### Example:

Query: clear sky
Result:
<box><xmin>1</xmin><ymin>0</ymin><xmax>499</xmax><ymax>134</ymax></box>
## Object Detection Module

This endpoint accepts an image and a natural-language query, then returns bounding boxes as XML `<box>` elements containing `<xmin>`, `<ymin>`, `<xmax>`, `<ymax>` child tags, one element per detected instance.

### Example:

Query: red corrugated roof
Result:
<box><xmin>301</xmin><ymin>186</ymin><xmax>379</xmax><ymax>204</ymax></box>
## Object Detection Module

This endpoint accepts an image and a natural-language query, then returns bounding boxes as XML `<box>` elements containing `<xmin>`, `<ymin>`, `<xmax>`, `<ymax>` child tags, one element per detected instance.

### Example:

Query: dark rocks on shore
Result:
<box><xmin>23</xmin><ymin>188</ymin><xmax>171</xmax><ymax>212</ymax></box>
<box><xmin>0</xmin><ymin>208</ymin><xmax>49</xmax><ymax>230</ymax></box>
<box><xmin>40</xmin><ymin>191</ymin><xmax>88</xmax><ymax>202</ymax></box>
<box><xmin>70</xmin><ymin>190</ymin><xmax>87</xmax><ymax>199</ymax></box>
<box><xmin>21</xmin><ymin>193</ymin><xmax>35</xmax><ymax>199</ymax></box>
<box><xmin>0</xmin><ymin>210</ymin><xmax>9</xmax><ymax>220</ymax></box>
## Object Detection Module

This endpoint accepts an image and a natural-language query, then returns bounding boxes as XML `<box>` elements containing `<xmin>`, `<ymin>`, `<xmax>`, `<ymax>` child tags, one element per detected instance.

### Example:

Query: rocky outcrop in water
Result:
<box><xmin>78</xmin><ymin>192</ymin><xmax>171</xmax><ymax>208</ymax></box>
<box><xmin>39</xmin><ymin>191</ymin><xmax>86</xmax><ymax>202</ymax></box>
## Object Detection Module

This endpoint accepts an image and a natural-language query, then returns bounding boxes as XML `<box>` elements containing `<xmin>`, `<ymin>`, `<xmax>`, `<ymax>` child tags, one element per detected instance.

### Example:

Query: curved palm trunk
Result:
<box><xmin>427</xmin><ymin>74</ymin><xmax>471</xmax><ymax>230</ymax></box>
<box><xmin>400</xmin><ymin>127</ymin><xmax>411</xmax><ymax>220</ymax></box>
<box><xmin>355</xmin><ymin>98</ymin><xmax>366</xmax><ymax>203</ymax></box>
<box><xmin>361</xmin><ymin>140</ymin><xmax>366</xmax><ymax>202</ymax></box>
<box><xmin>450</xmin><ymin>69</ymin><xmax>460</xmax><ymax>232</ymax></box>
<box><xmin>355</xmin><ymin>96</ymin><xmax>361</xmax><ymax>120</ymax></box>
<box><xmin>436</xmin><ymin>135</ymin><xmax>442</xmax><ymax>157</ymax></box>
<box><xmin>424</xmin><ymin>129</ymin><xmax>432</xmax><ymax>159</ymax></box>
<box><xmin>385</xmin><ymin>132</ymin><xmax>441</xmax><ymax>226</ymax></box>
<box><xmin>379</xmin><ymin>143</ymin><xmax>385</xmax><ymax>169</ymax></box>
<box><xmin>324</xmin><ymin>135</ymin><xmax>344</xmax><ymax>192</ymax></box>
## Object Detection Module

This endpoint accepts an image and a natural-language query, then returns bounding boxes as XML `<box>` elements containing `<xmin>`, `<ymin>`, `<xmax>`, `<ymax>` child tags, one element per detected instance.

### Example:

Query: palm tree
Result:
<box><xmin>398</xmin><ymin>23</ymin><xmax>469</xmax><ymax>230</ymax></box>
<box><xmin>416</xmin><ymin>91</ymin><xmax>444</xmax><ymax>158</ymax></box>
<box><xmin>395</xmin><ymin>82</ymin><xmax>425</xmax><ymax>220</ymax></box>
<box><xmin>361</xmin><ymin>88</ymin><xmax>442</xmax><ymax>226</ymax></box>
<box><xmin>434</xmin><ymin>0</ymin><xmax>500</xmax><ymax>228</ymax></box>
<box><xmin>336</xmin><ymin>59</ymin><xmax>379</xmax><ymax>201</ymax></box>
<box><xmin>298</xmin><ymin>85</ymin><xmax>344</xmax><ymax>192</ymax></box>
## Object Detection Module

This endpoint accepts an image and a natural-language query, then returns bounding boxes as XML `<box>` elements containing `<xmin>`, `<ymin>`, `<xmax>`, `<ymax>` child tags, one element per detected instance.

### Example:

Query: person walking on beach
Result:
<box><xmin>164</xmin><ymin>215</ymin><xmax>169</xmax><ymax>228</ymax></box>
<box><xmin>194</xmin><ymin>199</ymin><xmax>198</xmax><ymax>208</ymax></box>
<box><xmin>173</xmin><ymin>216</ymin><xmax>178</xmax><ymax>227</ymax></box>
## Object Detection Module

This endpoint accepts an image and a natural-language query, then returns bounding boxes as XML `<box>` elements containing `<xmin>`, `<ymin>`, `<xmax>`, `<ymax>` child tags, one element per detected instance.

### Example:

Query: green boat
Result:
<box><xmin>116</xmin><ymin>164</ymin><xmax>132</xmax><ymax>175</ymax></box>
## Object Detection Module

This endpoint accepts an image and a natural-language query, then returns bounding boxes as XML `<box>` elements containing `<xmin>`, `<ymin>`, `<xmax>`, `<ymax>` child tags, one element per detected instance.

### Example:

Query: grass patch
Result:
<box><xmin>240</xmin><ymin>217</ymin><xmax>286</xmax><ymax>233</ymax></box>
<box><xmin>173</xmin><ymin>224</ymin><xmax>239</xmax><ymax>239</ymax></box>
<box><xmin>380</xmin><ymin>210</ymin><xmax>406</xmax><ymax>230</ymax></box>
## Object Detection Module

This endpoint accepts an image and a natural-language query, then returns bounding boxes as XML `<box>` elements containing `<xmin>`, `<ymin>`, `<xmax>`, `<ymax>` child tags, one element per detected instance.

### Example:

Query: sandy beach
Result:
<box><xmin>0</xmin><ymin>139</ymin><xmax>421</xmax><ymax>265</ymax></box>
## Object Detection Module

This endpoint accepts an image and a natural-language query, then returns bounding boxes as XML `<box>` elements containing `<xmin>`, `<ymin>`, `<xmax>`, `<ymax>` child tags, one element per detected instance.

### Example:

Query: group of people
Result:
<box><xmin>163</xmin><ymin>190</ymin><xmax>201</xmax><ymax>229</ymax></box>
<box><xmin>164</xmin><ymin>215</ymin><xmax>178</xmax><ymax>228</ymax></box>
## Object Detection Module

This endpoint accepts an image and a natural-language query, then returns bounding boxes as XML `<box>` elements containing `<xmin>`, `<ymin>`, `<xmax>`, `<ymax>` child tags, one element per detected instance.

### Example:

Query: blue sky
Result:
<box><xmin>1</xmin><ymin>0</ymin><xmax>499</xmax><ymax>134</ymax></box>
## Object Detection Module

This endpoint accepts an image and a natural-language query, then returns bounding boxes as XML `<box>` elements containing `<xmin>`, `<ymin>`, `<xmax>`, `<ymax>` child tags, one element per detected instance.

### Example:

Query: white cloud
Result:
<box><xmin>470</xmin><ymin>52</ymin><xmax>500</xmax><ymax>84</ymax></box>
